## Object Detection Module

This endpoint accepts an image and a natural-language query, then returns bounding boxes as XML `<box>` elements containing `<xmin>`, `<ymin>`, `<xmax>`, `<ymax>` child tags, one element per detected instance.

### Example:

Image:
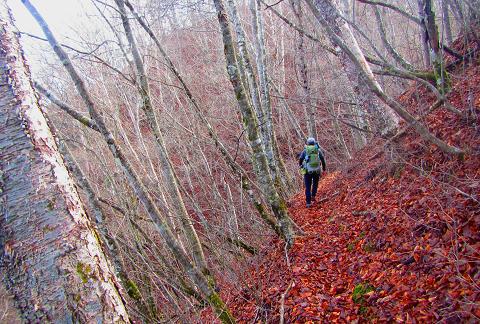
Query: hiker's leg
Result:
<box><xmin>304</xmin><ymin>173</ymin><xmax>312</xmax><ymax>205</ymax></box>
<box><xmin>312</xmin><ymin>173</ymin><xmax>320</xmax><ymax>199</ymax></box>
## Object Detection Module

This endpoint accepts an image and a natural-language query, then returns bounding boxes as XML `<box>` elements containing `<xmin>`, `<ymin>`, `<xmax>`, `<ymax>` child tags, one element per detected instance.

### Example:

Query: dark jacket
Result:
<box><xmin>299</xmin><ymin>144</ymin><xmax>326</xmax><ymax>171</ymax></box>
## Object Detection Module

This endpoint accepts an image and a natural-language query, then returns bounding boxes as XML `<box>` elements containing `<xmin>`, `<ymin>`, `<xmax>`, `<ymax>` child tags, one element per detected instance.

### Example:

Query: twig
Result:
<box><xmin>264</xmin><ymin>0</ymin><xmax>286</xmax><ymax>9</ymax></box>
<box><xmin>284</xmin><ymin>242</ymin><xmax>291</xmax><ymax>268</ymax></box>
<box><xmin>18</xmin><ymin>31</ymin><xmax>134</xmax><ymax>83</ymax></box>
<box><xmin>318</xmin><ymin>190</ymin><xmax>340</xmax><ymax>204</ymax></box>
<box><xmin>279</xmin><ymin>280</ymin><xmax>294</xmax><ymax>324</ymax></box>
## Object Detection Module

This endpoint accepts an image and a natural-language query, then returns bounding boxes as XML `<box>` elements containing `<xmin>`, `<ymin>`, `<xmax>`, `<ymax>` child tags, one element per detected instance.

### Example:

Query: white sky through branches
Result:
<box><xmin>7</xmin><ymin>0</ymin><xmax>99</xmax><ymax>73</ymax></box>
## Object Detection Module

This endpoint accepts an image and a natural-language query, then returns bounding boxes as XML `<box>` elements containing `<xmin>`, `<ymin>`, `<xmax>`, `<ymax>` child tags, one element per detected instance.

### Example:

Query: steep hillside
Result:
<box><xmin>217</xmin><ymin>40</ymin><xmax>480</xmax><ymax>322</ymax></box>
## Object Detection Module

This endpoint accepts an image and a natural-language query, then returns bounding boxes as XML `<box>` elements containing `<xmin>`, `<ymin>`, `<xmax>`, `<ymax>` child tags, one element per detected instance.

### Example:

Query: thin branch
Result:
<box><xmin>356</xmin><ymin>0</ymin><xmax>422</xmax><ymax>25</ymax></box>
<box><xmin>18</xmin><ymin>31</ymin><xmax>134</xmax><ymax>84</ymax></box>
<box><xmin>34</xmin><ymin>82</ymin><xmax>100</xmax><ymax>132</ymax></box>
<box><xmin>259</xmin><ymin>0</ymin><xmax>337</xmax><ymax>55</ymax></box>
<box><xmin>264</xmin><ymin>0</ymin><xmax>286</xmax><ymax>9</ymax></box>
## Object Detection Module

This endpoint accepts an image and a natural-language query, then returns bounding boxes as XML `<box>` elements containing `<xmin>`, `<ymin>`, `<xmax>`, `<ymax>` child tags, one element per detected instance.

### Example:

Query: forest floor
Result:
<box><xmin>219</xmin><ymin>40</ymin><xmax>480</xmax><ymax>322</ymax></box>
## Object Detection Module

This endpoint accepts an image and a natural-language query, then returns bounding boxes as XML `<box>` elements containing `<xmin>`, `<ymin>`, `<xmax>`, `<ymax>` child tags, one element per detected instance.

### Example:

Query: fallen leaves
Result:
<box><xmin>202</xmin><ymin>38</ymin><xmax>480</xmax><ymax>323</ymax></box>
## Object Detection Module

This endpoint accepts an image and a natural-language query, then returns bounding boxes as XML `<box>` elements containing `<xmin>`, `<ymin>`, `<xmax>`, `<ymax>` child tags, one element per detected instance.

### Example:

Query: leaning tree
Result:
<box><xmin>0</xmin><ymin>3</ymin><xmax>129</xmax><ymax>322</ymax></box>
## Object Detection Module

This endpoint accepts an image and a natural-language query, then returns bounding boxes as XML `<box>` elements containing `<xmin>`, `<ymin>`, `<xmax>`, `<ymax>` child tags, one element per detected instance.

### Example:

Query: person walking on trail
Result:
<box><xmin>299</xmin><ymin>137</ymin><xmax>326</xmax><ymax>208</ymax></box>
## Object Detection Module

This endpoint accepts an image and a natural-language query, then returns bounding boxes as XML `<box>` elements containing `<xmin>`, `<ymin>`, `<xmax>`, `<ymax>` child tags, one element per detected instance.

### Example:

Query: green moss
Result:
<box><xmin>347</xmin><ymin>243</ymin><xmax>355</xmax><ymax>252</ymax></box>
<box><xmin>42</xmin><ymin>224</ymin><xmax>56</xmax><ymax>233</ymax></box>
<box><xmin>79</xmin><ymin>116</ymin><xmax>91</xmax><ymax>127</ymax></box>
<box><xmin>433</xmin><ymin>59</ymin><xmax>451</xmax><ymax>95</ymax></box>
<box><xmin>205</xmin><ymin>272</ymin><xmax>217</xmax><ymax>289</ymax></box>
<box><xmin>125</xmin><ymin>279</ymin><xmax>141</xmax><ymax>300</ymax></box>
<box><xmin>392</xmin><ymin>164</ymin><xmax>404</xmax><ymax>179</ymax></box>
<box><xmin>46</xmin><ymin>198</ymin><xmax>56</xmax><ymax>210</ymax></box>
<box><xmin>352</xmin><ymin>283</ymin><xmax>375</xmax><ymax>304</ymax></box>
<box><xmin>359</xmin><ymin>305</ymin><xmax>369</xmax><ymax>315</ymax></box>
<box><xmin>207</xmin><ymin>292</ymin><xmax>236</xmax><ymax>324</ymax></box>
<box><xmin>76</xmin><ymin>262</ymin><xmax>94</xmax><ymax>284</ymax></box>
<box><xmin>413</xmin><ymin>70</ymin><xmax>436</xmax><ymax>82</ymax></box>
<box><xmin>363</xmin><ymin>241</ymin><xmax>375</xmax><ymax>253</ymax></box>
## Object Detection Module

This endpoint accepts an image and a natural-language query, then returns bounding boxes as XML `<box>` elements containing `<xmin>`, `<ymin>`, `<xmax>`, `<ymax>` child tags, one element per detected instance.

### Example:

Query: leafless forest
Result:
<box><xmin>1</xmin><ymin>0</ymin><xmax>478</xmax><ymax>322</ymax></box>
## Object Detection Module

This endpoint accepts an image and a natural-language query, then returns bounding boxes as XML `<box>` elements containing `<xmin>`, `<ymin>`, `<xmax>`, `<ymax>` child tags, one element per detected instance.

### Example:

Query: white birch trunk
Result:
<box><xmin>21</xmin><ymin>1</ymin><xmax>235</xmax><ymax>321</ymax></box>
<box><xmin>214</xmin><ymin>0</ymin><xmax>297</xmax><ymax>247</ymax></box>
<box><xmin>291</xmin><ymin>0</ymin><xmax>318</xmax><ymax>140</ymax></box>
<box><xmin>0</xmin><ymin>5</ymin><xmax>129</xmax><ymax>322</ymax></box>
<box><xmin>311</xmin><ymin>0</ymin><xmax>399</xmax><ymax>135</ymax></box>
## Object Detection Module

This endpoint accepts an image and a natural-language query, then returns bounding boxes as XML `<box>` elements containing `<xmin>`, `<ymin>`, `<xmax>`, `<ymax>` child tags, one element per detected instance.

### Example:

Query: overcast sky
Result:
<box><xmin>7</xmin><ymin>0</ymin><xmax>103</xmax><ymax>74</ymax></box>
<box><xmin>9</xmin><ymin>0</ymin><xmax>96</xmax><ymax>39</ymax></box>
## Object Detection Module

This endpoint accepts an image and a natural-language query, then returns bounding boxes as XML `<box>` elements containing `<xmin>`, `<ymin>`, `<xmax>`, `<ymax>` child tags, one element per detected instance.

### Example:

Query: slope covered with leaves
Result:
<box><xmin>217</xmin><ymin>42</ymin><xmax>480</xmax><ymax>322</ymax></box>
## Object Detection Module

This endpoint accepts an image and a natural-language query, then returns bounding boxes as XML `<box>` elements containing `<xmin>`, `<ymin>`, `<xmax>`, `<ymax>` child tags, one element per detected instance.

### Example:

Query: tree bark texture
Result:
<box><xmin>250</xmin><ymin>0</ymin><xmax>293</xmax><ymax>196</ymax></box>
<box><xmin>113</xmin><ymin>0</ymin><xmax>208</xmax><ymax>274</ymax></box>
<box><xmin>21</xmin><ymin>1</ymin><xmax>235</xmax><ymax>321</ymax></box>
<box><xmin>214</xmin><ymin>0</ymin><xmax>296</xmax><ymax>247</ymax></box>
<box><xmin>0</xmin><ymin>5</ymin><xmax>129</xmax><ymax>322</ymax></box>
<box><xmin>291</xmin><ymin>0</ymin><xmax>318</xmax><ymax>140</ymax></box>
<box><xmin>310</xmin><ymin>0</ymin><xmax>399</xmax><ymax>135</ymax></box>
<box><xmin>422</xmin><ymin>0</ymin><xmax>450</xmax><ymax>94</ymax></box>
<box><xmin>417</xmin><ymin>0</ymin><xmax>432</xmax><ymax>67</ymax></box>
<box><xmin>441</xmin><ymin>0</ymin><xmax>453</xmax><ymax>44</ymax></box>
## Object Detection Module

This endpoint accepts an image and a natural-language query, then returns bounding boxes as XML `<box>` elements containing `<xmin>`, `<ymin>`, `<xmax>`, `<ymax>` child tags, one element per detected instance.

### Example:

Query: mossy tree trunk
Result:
<box><xmin>214</xmin><ymin>0</ymin><xmax>296</xmax><ymax>247</ymax></box>
<box><xmin>0</xmin><ymin>5</ymin><xmax>129</xmax><ymax>322</ymax></box>
<box><xmin>226</xmin><ymin>0</ymin><xmax>280</xmax><ymax>183</ymax></box>
<box><xmin>123</xmin><ymin>0</ymin><xmax>281</xmax><ymax>236</ymax></box>
<box><xmin>21</xmin><ymin>1</ymin><xmax>235</xmax><ymax>322</ymax></box>
<box><xmin>250</xmin><ymin>0</ymin><xmax>294</xmax><ymax>196</ymax></box>
<box><xmin>310</xmin><ymin>0</ymin><xmax>399</xmax><ymax>135</ymax></box>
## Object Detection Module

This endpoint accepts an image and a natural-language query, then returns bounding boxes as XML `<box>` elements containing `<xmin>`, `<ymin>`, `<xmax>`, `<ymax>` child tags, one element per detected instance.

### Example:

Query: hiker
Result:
<box><xmin>299</xmin><ymin>137</ymin><xmax>326</xmax><ymax>208</ymax></box>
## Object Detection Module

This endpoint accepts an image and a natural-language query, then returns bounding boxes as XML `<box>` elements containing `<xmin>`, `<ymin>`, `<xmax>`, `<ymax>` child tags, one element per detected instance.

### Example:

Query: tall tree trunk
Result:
<box><xmin>226</xmin><ymin>0</ymin><xmax>277</xmax><ymax>176</ymax></box>
<box><xmin>417</xmin><ymin>0</ymin><xmax>432</xmax><ymax>67</ymax></box>
<box><xmin>214</xmin><ymin>0</ymin><xmax>297</xmax><ymax>247</ymax></box>
<box><xmin>310</xmin><ymin>0</ymin><xmax>399</xmax><ymax>135</ymax></box>
<box><xmin>290</xmin><ymin>0</ymin><xmax>318</xmax><ymax>140</ymax></box>
<box><xmin>442</xmin><ymin>0</ymin><xmax>453</xmax><ymax>44</ymax></box>
<box><xmin>21</xmin><ymin>1</ymin><xmax>235</xmax><ymax>321</ymax></box>
<box><xmin>422</xmin><ymin>0</ymin><xmax>450</xmax><ymax>94</ymax></box>
<box><xmin>0</xmin><ymin>7</ymin><xmax>129</xmax><ymax>322</ymax></box>
<box><xmin>113</xmin><ymin>0</ymin><xmax>209</xmax><ymax>277</ymax></box>
<box><xmin>250</xmin><ymin>0</ymin><xmax>293</xmax><ymax>196</ymax></box>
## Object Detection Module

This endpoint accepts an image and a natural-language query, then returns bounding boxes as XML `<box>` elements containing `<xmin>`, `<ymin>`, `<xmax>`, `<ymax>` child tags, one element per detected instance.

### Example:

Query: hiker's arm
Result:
<box><xmin>319</xmin><ymin>151</ymin><xmax>326</xmax><ymax>171</ymax></box>
<box><xmin>298</xmin><ymin>151</ymin><xmax>305</xmax><ymax>167</ymax></box>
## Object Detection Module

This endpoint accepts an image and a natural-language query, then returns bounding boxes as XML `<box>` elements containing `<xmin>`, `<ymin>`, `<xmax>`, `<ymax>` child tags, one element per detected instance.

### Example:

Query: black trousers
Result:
<box><xmin>304</xmin><ymin>172</ymin><xmax>320</xmax><ymax>204</ymax></box>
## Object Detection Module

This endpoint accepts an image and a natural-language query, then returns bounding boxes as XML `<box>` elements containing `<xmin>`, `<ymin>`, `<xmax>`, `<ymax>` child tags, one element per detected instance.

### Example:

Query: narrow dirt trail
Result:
<box><xmin>226</xmin><ymin>53</ymin><xmax>480</xmax><ymax>322</ymax></box>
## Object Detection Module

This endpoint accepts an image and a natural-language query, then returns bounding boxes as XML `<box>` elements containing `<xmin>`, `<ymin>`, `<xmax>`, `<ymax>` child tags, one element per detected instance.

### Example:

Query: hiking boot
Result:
<box><xmin>306</xmin><ymin>203</ymin><xmax>311</xmax><ymax>208</ymax></box>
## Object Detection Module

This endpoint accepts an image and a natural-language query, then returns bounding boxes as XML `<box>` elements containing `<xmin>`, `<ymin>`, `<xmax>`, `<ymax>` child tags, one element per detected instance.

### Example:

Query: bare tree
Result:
<box><xmin>307</xmin><ymin>0</ymin><xmax>399</xmax><ymax>135</ymax></box>
<box><xmin>21</xmin><ymin>0</ymin><xmax>235</xmax><ymax>321</ymax></box>
<box><xmin>214</xmin><ymin>0</ymin><xmax>298</xmax><ymax>247</ymax></box>
<box><xmin>0</xmin><ymin>4</ymin><xmax>129</xmax><ymax>322</ymax></box>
